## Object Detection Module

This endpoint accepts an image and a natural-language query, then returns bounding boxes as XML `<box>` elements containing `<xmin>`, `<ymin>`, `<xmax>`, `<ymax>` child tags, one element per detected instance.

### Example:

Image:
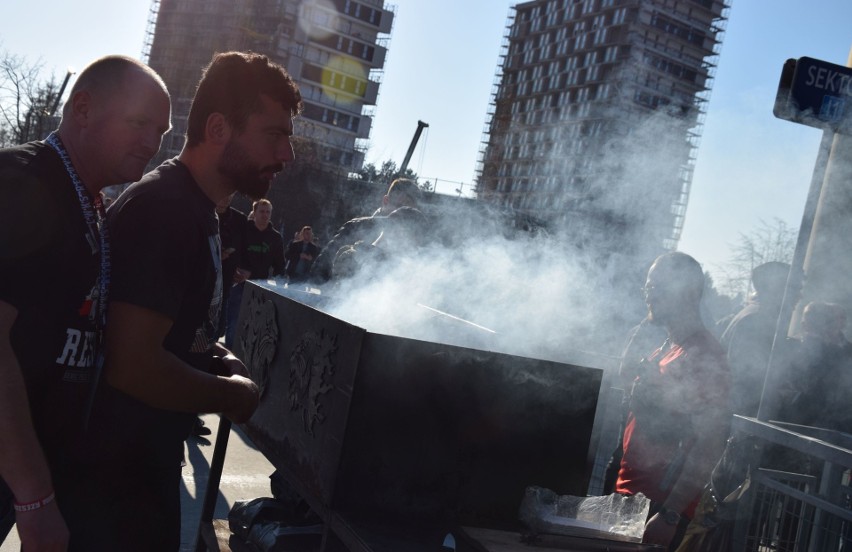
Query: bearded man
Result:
<box><xmin>72</xmin><ymin>52</ymin><xmax>301</xmax><ymax>550</ymax></box>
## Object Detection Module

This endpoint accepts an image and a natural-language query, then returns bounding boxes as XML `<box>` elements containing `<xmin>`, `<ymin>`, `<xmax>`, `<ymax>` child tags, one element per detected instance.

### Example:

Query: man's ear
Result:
<box><xmin>206</xmin><ymin>113</ymin><xmax>231</xmax><ymax>145</ymax></box>
<box><xmin>69</xmin><ymin>90</ymin><xmax>93</xmax><ymax>127</ymax></box>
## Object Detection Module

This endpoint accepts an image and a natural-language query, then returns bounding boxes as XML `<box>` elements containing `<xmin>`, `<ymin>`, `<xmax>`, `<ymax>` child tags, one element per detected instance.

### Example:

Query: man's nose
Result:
<box><xmin>278</xmin><ymin>138</ymin><xmax>295</xmax><ymax>164</ymax></box>
<box><xmin>143</xmin><ymin>129</ymin><xmax>164</xmax><ymax>158</ymax></box>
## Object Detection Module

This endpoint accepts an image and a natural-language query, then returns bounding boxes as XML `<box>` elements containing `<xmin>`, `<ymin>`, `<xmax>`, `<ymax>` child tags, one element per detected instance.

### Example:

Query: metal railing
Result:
<box><xmin>731</xmin><ymin>416</ymin><xmax>852</xmax><ymax>551</ymax></box>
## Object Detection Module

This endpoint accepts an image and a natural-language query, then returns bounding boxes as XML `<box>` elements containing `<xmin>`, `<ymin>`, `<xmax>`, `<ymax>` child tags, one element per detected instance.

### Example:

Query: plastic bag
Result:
<box><xmin>519</xmin><ymin>486</ymin><xmax>650</xmax><ymax>542</ymax></box>
<box><xmin>228</xmin><ymin>497</ymin><xmax>322</xmax><ymax>552</ymax></box>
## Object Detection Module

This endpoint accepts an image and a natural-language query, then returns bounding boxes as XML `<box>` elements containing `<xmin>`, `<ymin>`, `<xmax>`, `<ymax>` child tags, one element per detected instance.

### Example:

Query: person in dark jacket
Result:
<box><xmin>225</xmin><ymin>198</ymin><xmax>285</xmax><ymax>346</ymax></box>
<box><xmin>783</xmin><ymin>301</ymin><xmax>852</xmax><ymax>431</ymax></box>
<box><xmin>719</xmin><ymin>262</ymin><xmax>793</xmax><ymax>417</ymax></box>
<box><xmin>310</xmin><ymin>178</ymin><xmax>421</xmax><ymax>283</ymax></box>
<box><xmin>284</xmin><ymin>226</ymin><xmax>321</xmax><ymax>282</ymax></box>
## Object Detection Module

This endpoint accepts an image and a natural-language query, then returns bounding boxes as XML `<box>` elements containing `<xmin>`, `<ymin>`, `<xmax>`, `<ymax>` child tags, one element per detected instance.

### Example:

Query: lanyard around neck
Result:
<box><xmin>44</xmin><ymin>132</ymin><xmax>111</xmax><ymax>333</ymax></box>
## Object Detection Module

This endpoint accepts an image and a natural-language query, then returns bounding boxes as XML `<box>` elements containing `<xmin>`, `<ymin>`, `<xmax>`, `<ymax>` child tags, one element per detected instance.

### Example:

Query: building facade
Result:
<box><xmin>476</xmin><ymin>0</ymin><xmax>729</xmax><ymax>258</ymax></box>
<box><xmin>143</xmin><ymin>0</ymin><xmax>393</xmax><ymax>172</ymax></box>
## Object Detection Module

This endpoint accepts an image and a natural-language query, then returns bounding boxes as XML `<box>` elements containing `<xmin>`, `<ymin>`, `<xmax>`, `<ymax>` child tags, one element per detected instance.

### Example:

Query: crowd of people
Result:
<box><xmin>607</xmin><ymin>254</ymin><xmax>852</xmax><ymax>551</ymax></box>
<box><xmin>0</xmin><ymin>48</ymin><xmax>433</xmax><ymax>551</ymax></box>
<box><xmin>0</xmin><ymin>51</ymin><xmax>300</xmax><ymax>551</ymax></box>
<box><xmin>1</xmin><ymin>50</ymin><xmax>850</xmax><ymax>552</ymax></box>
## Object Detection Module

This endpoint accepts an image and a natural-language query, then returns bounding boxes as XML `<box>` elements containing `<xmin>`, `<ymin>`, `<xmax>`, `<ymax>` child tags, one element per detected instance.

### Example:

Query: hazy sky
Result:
<box><xmin>2</xmin><ymin>0</ymin><xmax>852</xmax><ymax>280</ymax></box>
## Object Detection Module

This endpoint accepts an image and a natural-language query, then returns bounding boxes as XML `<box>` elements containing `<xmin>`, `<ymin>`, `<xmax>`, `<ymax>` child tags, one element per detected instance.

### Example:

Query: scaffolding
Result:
<box><xmin>474</xmin><ymin>5</ymin><xmax>515</xmax><ymax>197</ymax></box>
<box><xmin>140</xmin><ymin>0</ymin><xmax>161</xmax><ymax>63</ymax></box>
<box><xmin>475</xmin><ymin>0</ymin><xmax>733</xmax><ymax>255</ymax></box>
<box><xmin>666</xmin><ymin>0</ymin><xmax>732</xmax><ymax>248</ymax></box>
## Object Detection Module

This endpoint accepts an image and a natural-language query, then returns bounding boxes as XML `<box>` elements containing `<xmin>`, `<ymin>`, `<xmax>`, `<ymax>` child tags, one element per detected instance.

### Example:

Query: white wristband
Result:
<box><xmin>13</xmin><ymin>491</ymin><xmax>55</xmax><ymax>512</ymax></box>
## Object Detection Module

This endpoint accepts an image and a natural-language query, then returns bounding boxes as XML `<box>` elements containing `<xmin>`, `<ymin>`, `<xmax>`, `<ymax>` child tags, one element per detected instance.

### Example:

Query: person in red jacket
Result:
<box><xmin>616</xmin><ymin>252</ymin><xmax>732</xmax><ymax>551</ymax></box>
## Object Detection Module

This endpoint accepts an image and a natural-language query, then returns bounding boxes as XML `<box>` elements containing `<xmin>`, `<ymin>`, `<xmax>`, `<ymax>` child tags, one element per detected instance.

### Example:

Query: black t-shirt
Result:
<box><xmin>97</xmin><ymin>158</ymin><xmax>222</xmax><ymax>466</ymax></box>
<box><xmin>219</xmin><ymin>206</ymin><xmax>247</xmax><ymax>293</ymax></box>
<box><xmin>284</xmin><ymin>239</ymin><xmax>321</xmax><ymax>279</ymax></box>
<box><xmin>240</xmin><ymin>223</ymin><xmax>285</xmax><ymax>279</ymax></box>
<box><xmin>0</xmin><ymin>141</ymin><xmax>102</xmax><ymax>461</ymax></box>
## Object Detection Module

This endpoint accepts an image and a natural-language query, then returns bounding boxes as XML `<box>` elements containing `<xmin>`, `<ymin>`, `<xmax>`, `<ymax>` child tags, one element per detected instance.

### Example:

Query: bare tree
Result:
<box><xmin>357</xmin><ymin>159</ymin><xmax>419</xmax><ymax>186</ymax></box>
<box><xmin>702</xmin><ymin>269</ymin><xmax>741</xmax><ymax>328</ymax></box>
<box><xmin>0</xmin><ymin>50</ymin><xmax>60</xmax><ymax>146</ymax></box>
<box><xmin>718</xmin><ymin>217</ymin><xmax>797</xmax><ymax>299</ymax></box>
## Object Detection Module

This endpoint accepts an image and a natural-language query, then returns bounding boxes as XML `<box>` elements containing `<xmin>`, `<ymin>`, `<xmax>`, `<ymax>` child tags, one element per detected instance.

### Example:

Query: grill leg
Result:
<box><xmin>194</xmin><ymin>416</ymin><xmax>233</xmax><ymax>552</ymax></box>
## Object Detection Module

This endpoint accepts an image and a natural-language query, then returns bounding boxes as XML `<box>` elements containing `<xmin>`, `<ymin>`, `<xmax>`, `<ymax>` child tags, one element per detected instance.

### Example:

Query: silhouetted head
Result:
<box><xmin>59</xmin><ymin>55</ymin><xmax>171</xmax><ymax>191</ymax></box>
<box><xmin>644</xmin><ymin>252</ymin><xmax>705</xmax><ymax>326</ymax></box>
<box><xmin>752</xmin><ymin>262</ymin><xmax>790</xmax><ymax>303</ymax></box>
<box><xmin>186</xmin><ymin>52</ymin><xmax>303</xmax><ymax>199</ymax></box>
<box><xmin>381</xmin><ymin>178</ymin><xmax>421</xmax><ymax>214</ymax></box>
<box><xmin>802</xmin><ymin>301</ymin><xmax>847</xmax><ymax>345</ymax></box>
<box><xmin>251</xmin><ymin>198</ymin><xmax>273</xmax><ymax>230</ymax></box>
<box><xmin>186</xmin><ymin>52</ymin><xmax>302</xmax><ymax>148</ymax></box>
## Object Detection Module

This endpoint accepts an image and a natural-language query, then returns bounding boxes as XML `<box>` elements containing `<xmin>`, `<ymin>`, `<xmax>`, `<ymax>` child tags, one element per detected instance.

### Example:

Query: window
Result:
<box><xmin>650</xmin><ymin>13</ymin><xmax>705</xmax><ymax>46</ymax></box>
<box><xmin>588</xmin><ymin>65</ymin><xmax>599</xmax><ymax>81</ymax></box>
<box><xmin>566</xmin><ymin>70</ymin><xmax>577</xmax><ymax>85</ymax></box>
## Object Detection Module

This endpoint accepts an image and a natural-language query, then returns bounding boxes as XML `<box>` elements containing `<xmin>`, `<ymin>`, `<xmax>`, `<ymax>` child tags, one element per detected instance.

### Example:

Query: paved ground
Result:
<box><xmin>0</xmin><ymin>413</ymin><xmax>275</xmax><ymax>552</ymax></box>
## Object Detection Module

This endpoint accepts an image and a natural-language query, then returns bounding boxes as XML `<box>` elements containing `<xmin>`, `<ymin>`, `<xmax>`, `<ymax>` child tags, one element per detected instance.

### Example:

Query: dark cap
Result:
<box><xmin>752</xmin><ymin>262</ymin><xmax>790</xmax><ymax>294</ymax></box>
<box><xmin>386</xmin><ymin>178</ymin><xmax>422</xmax><ymax>201</ymax></box>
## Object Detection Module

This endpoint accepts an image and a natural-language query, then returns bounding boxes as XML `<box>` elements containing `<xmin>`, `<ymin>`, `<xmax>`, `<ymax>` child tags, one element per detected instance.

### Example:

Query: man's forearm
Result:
<box><xmin>664</xmin><ymin>417</ymin><xmax>729</xmax><ymax>513</ymax></box>
<box><xmin>0</xmin><ymin>346</ymin><xmax>54</xmax><ymax>502</ymax></box>
<box><xmin>105</xmin><ymin>345</ymin><xmax>243</xmax><ymax>414</ymax></box>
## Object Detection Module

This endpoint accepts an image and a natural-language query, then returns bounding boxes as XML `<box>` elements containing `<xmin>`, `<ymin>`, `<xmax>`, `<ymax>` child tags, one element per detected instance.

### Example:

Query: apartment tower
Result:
<box><xmin>142</xmin><ymin>0</ymin><xmax>393</xmax><ymax>172</ymax></box>
<box><xmin>477</xmin><ymin>0</ymin><xmax>730</xmax><ymax>259</ymax></box>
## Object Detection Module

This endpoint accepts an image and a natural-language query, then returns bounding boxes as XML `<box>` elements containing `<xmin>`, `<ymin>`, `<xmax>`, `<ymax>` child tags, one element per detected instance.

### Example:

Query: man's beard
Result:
<box><xmin>218</xmin><ymin>138</ymin><xmax>282</xmax><ymax>200</ymax></box>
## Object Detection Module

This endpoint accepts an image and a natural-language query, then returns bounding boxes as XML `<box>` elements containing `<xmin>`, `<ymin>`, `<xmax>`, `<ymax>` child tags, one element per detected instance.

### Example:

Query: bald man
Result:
<box><xmin>616</xmin><ymin>253</ymin><xmax>731</xmax><ymax>550</ymax></box>
<box><xmin>93</xmin><ymin>51</ymin><xmax>300</xmax><ymax>550</ymax></box>
<box><xmin>0</xmin><ymin>55</ymin><xmax>170</xmax><ymax>550</ymax></box>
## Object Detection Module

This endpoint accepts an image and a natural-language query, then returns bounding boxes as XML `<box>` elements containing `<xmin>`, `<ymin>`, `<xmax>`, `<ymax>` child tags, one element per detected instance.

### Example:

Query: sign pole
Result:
<box><xmin>758</xmin><ymin>51</ymin><xmax>852</xmax><ymax>421</ymax></box>
<box><xmin>756</xmin><ymin>129</ymin><xmax>834</xmax><ymax>421</ymax></box>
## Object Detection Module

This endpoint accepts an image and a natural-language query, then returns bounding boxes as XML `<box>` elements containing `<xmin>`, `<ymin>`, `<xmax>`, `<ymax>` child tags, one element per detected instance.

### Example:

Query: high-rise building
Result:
<box><xmin>142</xmin><ymin>0</ymin><xmax>394</xmax><ymax>172</ymax></box>
<box><xmin>476</xmin><ymin>0</ymin><xmax>730</xmax><ymax>259</ymax></box>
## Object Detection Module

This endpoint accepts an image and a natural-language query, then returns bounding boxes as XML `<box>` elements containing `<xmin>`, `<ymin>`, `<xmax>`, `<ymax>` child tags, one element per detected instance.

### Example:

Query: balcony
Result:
<box><xmin>378</xmin><ymin>8</ymin><xmax>393</xmax><ymax>34</ymax></box>
<box><xmin>362</xmin><ymin>78</ymin><xmax>380</xmax><ymax>105</ymax></box>
<box><xmin>356</xmin><ymin>114</ymin><xmax>372</xmax><ymax>139</ymax></box>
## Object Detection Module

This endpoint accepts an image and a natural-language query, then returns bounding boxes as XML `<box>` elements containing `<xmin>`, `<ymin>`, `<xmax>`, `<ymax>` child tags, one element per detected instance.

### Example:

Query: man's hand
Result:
<box><xmin>642</xmin><ymin>512</ymin><xmax>678</xmax><ymax>548</ymax></box>
<box><xmin>210</xmin><ymin>347</ymin><xmax>258</xmax><ymax>422</ymax></box>
<box><xmin>233</xmin><ymin>268</ymin><xmax>250</xmax><ymax>284</ymax></box>
<box><xmin>15</xmin><ymin>500</ymin><xmax>69</xmax><ymax>552</ymax></box>
<box><xmin>219</xmin><ymin>354</ymin><xmax>249</xmax><ymax>378</ymax></box>
<box><xmin>222</xmin><ymin>375</ymin><xmax>259</xmax><ymax>423</ymax></box>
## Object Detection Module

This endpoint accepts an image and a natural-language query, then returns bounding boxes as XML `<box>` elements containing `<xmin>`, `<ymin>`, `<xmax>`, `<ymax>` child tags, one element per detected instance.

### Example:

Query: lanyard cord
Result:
<box><xmin>44</xmin><ymin>132</ymin><xmax>111</xmax><ymax>334</ymax></box>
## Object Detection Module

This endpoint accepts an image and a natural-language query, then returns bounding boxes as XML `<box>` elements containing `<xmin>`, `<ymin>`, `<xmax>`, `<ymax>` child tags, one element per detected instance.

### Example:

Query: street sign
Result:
<box><xmin>774</xmin><ymin>56</ymin><xmax>852</xmax><ymax>133</ymax></box>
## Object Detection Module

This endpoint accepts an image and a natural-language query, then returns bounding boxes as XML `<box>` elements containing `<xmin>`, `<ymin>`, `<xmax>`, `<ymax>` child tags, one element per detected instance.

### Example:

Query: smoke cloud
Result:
<box><xmin>278</xmin><ymin>111</ymin><xmax>707</xmax><ymax>368</ymax></box>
